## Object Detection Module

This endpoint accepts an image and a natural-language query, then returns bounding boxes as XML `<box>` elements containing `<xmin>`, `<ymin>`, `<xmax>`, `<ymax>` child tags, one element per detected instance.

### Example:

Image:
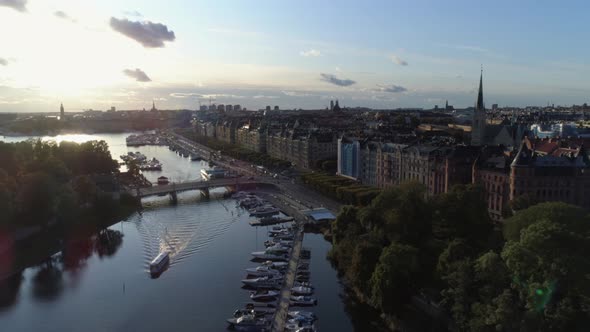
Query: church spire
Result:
<box><xmin>476</xmin><ymin>66</ymin><xmax>484</xmax><ymax>110</ymax></box>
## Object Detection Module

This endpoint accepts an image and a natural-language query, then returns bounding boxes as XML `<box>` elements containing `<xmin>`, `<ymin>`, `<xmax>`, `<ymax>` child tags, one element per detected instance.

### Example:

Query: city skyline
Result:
<box><xmin>1</xmin><ymin>0</ymin><xmax>590</xmax><ymax>112</ymax></box>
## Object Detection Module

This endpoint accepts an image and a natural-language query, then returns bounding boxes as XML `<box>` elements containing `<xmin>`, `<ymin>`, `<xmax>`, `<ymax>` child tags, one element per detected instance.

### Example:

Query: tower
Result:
<box><xmin>151</xmin><ymin>100</ymin><xmax>157</xmax><ymax>111</ymax></box>
<box><xmin>60</xmin><ymin>103</ymin><xmax>65</xmax><ymax>120</ymax></box>
<box><xmin>330</xmin><ymin>100</ymin><xmax>334</xmax><ymax>111</ymax></box>
<box><xmin>471</xmin><ymin>69</ymin><xmax>486</xmax><ymax>146</ymax></box>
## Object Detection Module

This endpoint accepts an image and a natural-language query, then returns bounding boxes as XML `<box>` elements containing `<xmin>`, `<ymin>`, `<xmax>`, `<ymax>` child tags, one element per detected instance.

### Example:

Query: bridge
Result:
<box><xmin>132</xmin><ymin>178</ymin><xmax>269</xmax><ymax>198</ymax></box>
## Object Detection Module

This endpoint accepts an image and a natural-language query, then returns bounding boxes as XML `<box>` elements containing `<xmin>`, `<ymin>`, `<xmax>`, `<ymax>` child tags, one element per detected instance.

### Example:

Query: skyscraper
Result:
<box><xmin>471</xmin><ymin>70</ymin><xmax>486</xmax><ymax>146</ymax></box>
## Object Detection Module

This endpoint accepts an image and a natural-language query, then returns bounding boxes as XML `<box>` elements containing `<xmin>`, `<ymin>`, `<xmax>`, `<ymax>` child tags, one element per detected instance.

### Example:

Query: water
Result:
<box><xmin>0</xmin><ymin>133</ymin><xmax>209</xmax><ymax>183</ymax></box>
<box><xmin>0</xmin><ymin>133</ymin><xmax>360</xmax><ymax>332</ymax></box>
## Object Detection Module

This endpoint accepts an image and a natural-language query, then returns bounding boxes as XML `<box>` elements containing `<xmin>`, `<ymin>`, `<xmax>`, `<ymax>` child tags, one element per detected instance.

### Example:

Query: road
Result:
<box><xmin>169</xmin><ymin>131</ymin><xmax>343</xmax><ymax>214</ymax></box>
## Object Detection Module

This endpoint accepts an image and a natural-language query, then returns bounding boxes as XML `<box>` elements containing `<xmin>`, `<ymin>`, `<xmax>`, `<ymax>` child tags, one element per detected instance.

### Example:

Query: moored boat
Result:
<box><xmin>157</xmin><ymin>176</ymin><xmax>169</xmax><ymax>185</ymax></box>
<box><xmin>289</xmin><ymin>296</ymin><xmax>317</xmax><ymax>306</ymax></box>
<box><xmin>250</xmin><ymin>290</ymin><xmax>279</xmax><ymax>301</ymax></box>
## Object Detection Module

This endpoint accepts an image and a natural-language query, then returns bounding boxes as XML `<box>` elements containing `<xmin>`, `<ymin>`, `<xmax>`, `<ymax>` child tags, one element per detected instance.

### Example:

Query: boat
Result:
<box><xmin>293</xmin><ymin>281</ymin><xmax>314</xmax><ymax>289</ymax></box>
<box><xmin>226</xmin><ymin>314</ymin><xmax>271</xmax><ymax>330</ymax></box>
<box><xmin>241</xmin><ymin>276</ymin><xmax>284</xmax><ymax>289</ymax></box>
<box><xmin>264</xmin><ymin>239</ymin><xmax>293</xmax><ymax>248</ymax></box>
<box><xmin>250</xmin><ymin>290</ymin><xmax>279</xmax><ymax>301</ymax></box>
<box><xmin>290</xmin><ymin>296</ymin><xmax>317</xmax><ymax>306</ymax></box>
<box><xmin>201</xmin><ymin>167</ymin><xmax>225</xmax><ymax>180</ymax></box>
<box><xmin>157</xmin><ymin>176</ymin><xmax>169</xmax><ymax>185</ymax></box>
<box><xmin>251</xmin><ymin>249</ymin><xmax>289</xmax><ymax>261</ymax></box>
<box><xmin>249</xmin><ymin>206</ymin><xmax>280</xmax><ymax>217</ymax></box>
<box><xmin>232</xmin><ymin>308</ymin><xmax>274</xmax><ymax>319</ymax></box>
<box><xmin>291</xmin><ymin>286</ymin><xmax>314</xmax><ymax>296</ymax></box>
<box><xmin>190</xmin><ymin>154</ymin><xmax>202</xmax><ymax>161</ymax></box>
<box><xmin>288</xmin><ymin>311</ymin><xmax>317</xmax><ymax>321</ymax></box>
<box><xmin>149</xmin><ymin>252</ymin><xmax>169</xmax><ymax>276</ymax></box>
<box><xmin>246</xmin><ymin>265</ymin><xmax>285</xmax><ymax>277</ymax></box>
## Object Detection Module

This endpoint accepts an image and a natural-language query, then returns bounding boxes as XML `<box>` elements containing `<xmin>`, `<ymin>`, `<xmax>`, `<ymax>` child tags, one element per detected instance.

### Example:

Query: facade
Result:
<box><xmin>360</xmin><ymin>141</ymin><xmax>379</xmax><ymax>186</ymax></box>
<box><xmin>473</xmin><ymin>146</ymin><xmax>512</xmax><ymax>221</ymax></box>
<box><xmin>236</xmin><ymin>123</ymin><xmax>267</xmax><ymax>153</ymax></box>
<box><xmin>376</xmin><ymin>143</ymin><xmax>406</xmax><ymax>188</ymax></box>
<box><xmin>267</xmin><ymin>130</ymin><xmax>336</xmax><ymax>169</ymax></box>
<box><xmin>337</xmin><ymin>137</ymin><xmax>361</xmax><ymax>180</ymax></box>
<box><xmin>510</xmin><ymin>138</ymin><xmax>590</xmax><ymax>208</ymax></box>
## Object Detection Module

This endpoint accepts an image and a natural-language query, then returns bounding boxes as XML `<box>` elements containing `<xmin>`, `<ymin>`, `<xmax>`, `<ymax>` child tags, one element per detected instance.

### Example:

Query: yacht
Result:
<box><xmin>291</xmin><ymin>286</ymin><xmax>314</xmax><ymax>296</ymax></box>
<box><xmin>250</xmin><ymin>290</ymin><xmax>279</xmax><ymax>301</ymax></box>
<box><xmin>149</xmin><ymin>252</ymin><xmax>169</xmax><ymax>276</ymax></box>
<box><xmin>226</xmin><ymin>314</ymin><xmax>271</xmax><ymax>330</ymax></box>
<box><xmin>288</xmin><ymin>311</ymin><xmax>317</xmax><ymax>321</ymax></box>
<box><xmin>251</xmin><ymin>248</ymin><xmax>289</xmax><ymax>261</ymax></box>
<box><xmin>290</xmin><ymin>296</ymin><xmax>317</xmax><ymax>306</ymax></box>
<box><xmin>249</xmin><ymin>206</ymin><xmax>280</xmax><ymax>217</ymax></box>
<box><xmin>241</xmin><ymin>275</ymin><xmax>284</xmax><ymax>289</ymax></box>
<box><xmin>246</xmin><ymin>265</ymin><xmax>284</xmax><ymax>277</ymax></box>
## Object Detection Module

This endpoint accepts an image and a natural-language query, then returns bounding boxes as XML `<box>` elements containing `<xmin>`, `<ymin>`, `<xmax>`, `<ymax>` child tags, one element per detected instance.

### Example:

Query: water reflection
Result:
<box><xmin>0</xmin><ymin>273</ymin><xmax>22</xmax><ymax>308</ymax></box>
<box><xmin>32</xmin><ymin>257</ymin><xmax>63</xmax><ymax>302</ymax></box>
<box><xmin>0</xmin><ymin>228</ymin><xmax>125</xmax><ymax>310</ymax></box>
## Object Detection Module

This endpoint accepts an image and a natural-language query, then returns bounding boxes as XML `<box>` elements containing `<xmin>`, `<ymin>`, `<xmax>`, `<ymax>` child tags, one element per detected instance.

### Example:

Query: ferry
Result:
<box><xmin>149</xmin><ymin>252</ymin><xmax>170</xmax><ymax>276</ymax></box>
<box><xmin>200</xmin><ymin>167</ymin><xmax>225</xmax><ymax>180</ymax></box>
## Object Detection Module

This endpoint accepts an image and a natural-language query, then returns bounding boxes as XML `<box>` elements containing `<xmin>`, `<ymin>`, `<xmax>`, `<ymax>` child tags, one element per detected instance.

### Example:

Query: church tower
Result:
<box><xmin>60</xmin><ymin>103</ymin><xmax>65</xmax><ymax>120</ymax></box>
<box><xmin>471</xmin><ymin>70</ymin><xmax>486</xmax><ymax>146</ymax></box>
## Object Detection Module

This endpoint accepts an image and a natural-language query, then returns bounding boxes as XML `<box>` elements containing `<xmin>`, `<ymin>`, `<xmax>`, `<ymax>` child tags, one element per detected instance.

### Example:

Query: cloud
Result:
<box><xmin>282</xmin><ymin>91</ymin><xmax>314</xmax><ymax>97</ymax></box>
<box><xmin>375</xmin><ymin>84</ymin><xmax>407</xmax><ymax>93</ymax></box>
<box><xmin>300</xmin><ymin>49</ymin><xmax>321</xmax><ymax>57</ymax></box>
<box><xmin>123</xmin><ymin>10</ymin><xmax>142</xmax><ymax>17</ymax></box>
<box><xmin>109</xmin><ymin>17</ymin><xmax>175</xmax><ymax>48</ymax></box>
<box><xmin>253</xmin><ymin>95</ymin><xmax>279</xmax><ymax>99</ymax></box>
<box><xmin>170</xmin><ymin>92</ymin><xmax>203</xmax><ymax>98</ymax></box>
<box><xmin>390</xmin><ymin>54</ymin><xmax>408</xmax><ymax>66</ymax></box>
<box><xmin>319</xmin><ymin>73</ymin><xmax>356</xmax><ymax>87</ymax></box>
<box><xmin>123</xmin><ymin>68</ymin><xmax>151</xmax><ymax>82</ymax></box>
<box><xmin>54</xmin><ymin>10</ymin><xmax>76</xmax><ymax>22</ymax></box>
<box><xmin>0</xmin><ymin>57</ymin><xmax>7</xmax><ymax>66</ymax></box>
<box><xmin>0</xmin><ymin>0</ymin><xmax>27</xmax><ymax>12</ymax></box>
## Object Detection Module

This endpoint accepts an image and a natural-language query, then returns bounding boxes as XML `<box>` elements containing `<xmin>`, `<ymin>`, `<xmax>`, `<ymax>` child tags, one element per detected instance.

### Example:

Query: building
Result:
<box><xmin>473</xmin><ymin>146</ymin><xmax>512</xmax><ymax>221</ymax></box>
<box><xmin>337</xmin><ymin>137</ymin><xmax>361</xmax><ymax>180</ymax></box>
<box><xmin>60</xmin><ymin>103</ymin><xmax>65</xmax><ymax>120</ymax></box>
<box><xmin>233</xmin><ymin>104</ymin><xmax>241</xmax><ymax>112</ymax></box>
<box><xmin>217</xmin><ymin>104</ymin><xmax>225</xmax><ymax>112</ymax></box>
<box><xmin>236</xmin><ymin>123</ymin><xmax>267</xmax><ymax>153</ymax></box>
<box><xmin>510</xmin><ymin>138</ymin><xmax>590</xmax><ymax>208</ymax></box>
<box><xmin>360</xmin><ymin>141</ymin><xmax>379</xmax><ymax>186</ymax></box>
<box><xmin>151</xmin><ymin>101</ymin><xmax>157</xmax><ymax>111</ymax></box>
<box><xmin>225</xmin><ymin>104</ymin><xmax>233</xmax><ymax>112</ymax></box>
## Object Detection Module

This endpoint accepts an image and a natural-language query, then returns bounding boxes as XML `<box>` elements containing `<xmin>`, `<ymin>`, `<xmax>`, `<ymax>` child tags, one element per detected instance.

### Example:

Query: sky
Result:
<box><xmin>1</xmin><ymin>0</ymin><xmax>589</xmax><ymax>112</ymax></box>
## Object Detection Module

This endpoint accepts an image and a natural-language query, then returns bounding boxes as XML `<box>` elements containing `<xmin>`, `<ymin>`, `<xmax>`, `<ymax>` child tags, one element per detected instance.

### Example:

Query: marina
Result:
<box><xmin>0</xmin><ymin>133</ymin><xmax>357</xmax><ymax>332</ymax></box>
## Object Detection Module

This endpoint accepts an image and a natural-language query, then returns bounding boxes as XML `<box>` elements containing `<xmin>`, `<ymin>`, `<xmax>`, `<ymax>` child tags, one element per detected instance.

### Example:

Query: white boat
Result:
<box><xmin>241</xmin><ymin>276</ymin><xmax>284</xmax><ymax>289</ymax></box>
<box><xmin>157</xmin><ymin>176</ymin><xmax>169</xmax><ymax>185</ymax></box>
<box><xmin>251</xmin><ymin>249</ymin><xmax>289</xmax><ymax>261</ymax></box>
<box><xmin>249</xmin><ymin>206</ymin><xmax>280</xmax><ymax>217</ymax></box>
<box><xmin>246</xmin><ymin>265</ymin><xmax>284</xmax><ymax>277</ymax></box>
<box><xmin>226</xmin><ymin>314</ymin><xmax>271</xmax><ymax>329</ymax></box>
<box><xmin>149</xmin><ymin>252</ymin><xmax>169</xmax><ymax>275</ymax></box>
<box><xmin>250</xmin><ymin>290</ymin><xmax>279</xmax><ymax>301</ymax></box>
<box><xmin>288</xmin><ymin>311</ymin><xmax>317</xmax><ymax>321</ymax></box>
<box><xmin>290</xmin><ymin>296</ymin><xmax>317</xmax><ymax>306</ymax></box>
<box><xmin>264</xmin><ymin>239</ymin><xmax>293</xmax><ymax>248</ymax></box>
<box><xmin>264</xmin><ymin>243</ymin><xmax>290</xmax><ymax>253</ymax></box>
<box><xmin>291</xmin><ymin>286</ymin><xmax>314</xmax><ymax>296</ymax></box>
<box><xmin>293</xmin><ymin>281</ymin><xmax>314</xmax><ymax>289</ymax></box>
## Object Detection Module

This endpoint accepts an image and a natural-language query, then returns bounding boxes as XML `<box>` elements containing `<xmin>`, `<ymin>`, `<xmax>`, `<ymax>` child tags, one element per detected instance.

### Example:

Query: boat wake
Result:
<box><xmin>133</xmin><ymin>194</ymin><xmax>240</xmax><ymax>272</ymax></box>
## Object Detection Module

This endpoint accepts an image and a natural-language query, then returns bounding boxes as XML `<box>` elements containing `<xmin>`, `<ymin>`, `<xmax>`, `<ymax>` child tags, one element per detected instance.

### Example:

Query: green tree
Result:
<box><xmin>15</xmin><ymin>172</ymin><xmax>59</xmax><ymax>226</ymax></box>
<box><xmin>347</xmin><ymin>238</ymin><xmax>383</xmax><ymax>293</ymax></box>
<box><xmin>369</xmin><ymin>242</ymin><xmax>420</xmax><ymax>312</ymax></box>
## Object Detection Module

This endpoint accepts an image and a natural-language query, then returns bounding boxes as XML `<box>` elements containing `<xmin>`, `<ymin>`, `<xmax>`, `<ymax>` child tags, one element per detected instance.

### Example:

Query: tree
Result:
<box><xmin>369</xmin><ymin>242</ymin><xmax>420</xmax><ymax>312</ymax></box>
<box><xmin>73</xmin><ymin>176</ymin><xmax>98</xmax><ymax>207</ymax></box>
<box><xmin>15</xmin><ymin>172</ymin><xmax>59</xmax><ymax>226</ymax></box>
<box><xmin>503</xmin><ymin>202</ymin><xmax>588</xmax><ymax>242</ymax></box>
<box><xmin>348</xmin><ymin>238</ymin><xmax>383</xmax><ymax>293</ymax></box>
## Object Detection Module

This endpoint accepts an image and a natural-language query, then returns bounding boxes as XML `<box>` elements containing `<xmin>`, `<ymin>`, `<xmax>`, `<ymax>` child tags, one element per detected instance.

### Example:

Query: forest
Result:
<box><xmin>329</xmin><ymin>182</ymin><xmax>590</xmax><ymax>331</ymax></box>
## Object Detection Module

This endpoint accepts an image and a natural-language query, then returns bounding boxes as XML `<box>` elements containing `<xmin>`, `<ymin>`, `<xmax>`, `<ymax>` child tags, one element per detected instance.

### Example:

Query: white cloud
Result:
<box><xmin>375</xmin><ymin>84</ymin><xmax>407</xmax><ymax>93</ymax></box>
<box><xmin>390</xmin><ymin>54</ymin><xmax>408</xmax><ymax>66</ymax></box>
<box><xmin>300</xmin><ymin>49</ymin><xmax>321</xmax><ymax>57</ymax></box>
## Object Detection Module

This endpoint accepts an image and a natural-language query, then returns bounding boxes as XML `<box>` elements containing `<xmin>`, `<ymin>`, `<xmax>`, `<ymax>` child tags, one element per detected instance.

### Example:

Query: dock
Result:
<box><xmin>271</xmin><ymin>227</ymin><xmax>303</xmax><ymax>332</ymax></box>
